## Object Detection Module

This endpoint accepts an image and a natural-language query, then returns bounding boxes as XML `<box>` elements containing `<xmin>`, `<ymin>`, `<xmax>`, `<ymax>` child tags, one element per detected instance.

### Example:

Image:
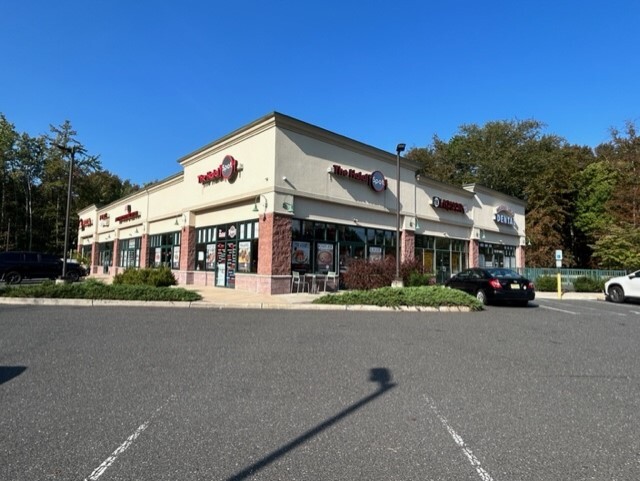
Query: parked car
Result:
<box><xmin>0</xmin><ymin>251</ymin><xmax>87</xmax><ymax>284</ymax></box>
<box><xmin>445</xmin><ymin>267</ymin><xmax>536</xmax><ymax>306</ymax></box>
<box><xmin>604</xmin><ymin>270</ymin><xmax>640</xmax><ymax>303</ymax></box>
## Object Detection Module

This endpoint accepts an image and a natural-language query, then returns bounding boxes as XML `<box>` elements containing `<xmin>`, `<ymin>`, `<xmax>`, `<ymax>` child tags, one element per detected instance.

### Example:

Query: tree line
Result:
<box><xmin>408</xmin><ymin>119</ymin><xmax>640</xmax><ymax>270</ymax></box>
<box><xmin>0</xmin><ymin>114</ymin><xmax>140</xmax><ymax>255</ymax></box>
<box><xmin>1</xmin><ymin>112</ymin><xmax>638</xmax><ymax>270</ymax></box>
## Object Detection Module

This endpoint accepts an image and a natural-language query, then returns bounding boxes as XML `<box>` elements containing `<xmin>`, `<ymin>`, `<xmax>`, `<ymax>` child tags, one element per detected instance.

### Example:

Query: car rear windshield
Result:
<box><xmin>486</xmin><ymin>269</ymin><xmax>521</xmax><ymax>279</ymax></box>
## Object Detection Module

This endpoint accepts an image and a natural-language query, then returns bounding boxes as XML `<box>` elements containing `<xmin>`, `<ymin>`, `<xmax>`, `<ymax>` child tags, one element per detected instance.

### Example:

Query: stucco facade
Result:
<box><xmin>77</xmin><ymin>112</ymin><xmax>528</xmax><ymax>294</ymax></box>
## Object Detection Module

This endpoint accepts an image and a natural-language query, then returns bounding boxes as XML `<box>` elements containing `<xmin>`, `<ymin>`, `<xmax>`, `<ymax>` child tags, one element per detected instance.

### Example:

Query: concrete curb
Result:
<box><xmin>0</xmin><ymin>297</ymin><xmax>472</xmax><ymax>312</ymax></box>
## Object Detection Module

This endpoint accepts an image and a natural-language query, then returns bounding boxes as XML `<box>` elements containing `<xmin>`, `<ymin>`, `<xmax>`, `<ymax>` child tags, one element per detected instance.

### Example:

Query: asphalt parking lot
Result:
<box><xmin>1</xmin><ymin>299</ymin><xmax>639</xmax><ymax>480</ymax></box>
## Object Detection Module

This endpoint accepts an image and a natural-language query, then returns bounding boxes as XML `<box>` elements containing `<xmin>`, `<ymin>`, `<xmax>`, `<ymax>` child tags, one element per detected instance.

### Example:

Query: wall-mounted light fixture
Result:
<box><xmin>282</xmin><ymin>202</ymin><xmax>294</xmax><ymax>213</ymax></box>
<box><xmin>414</xmin><ymin>217</ymin><xmax>420</xmax><ymax>229</ymax></box>
<box><xmin>353</xmin><ymin>218</ymin><xmax>359</xmax><ymax>224</ymax></box>
<box><xmin>253</xmin><ymin>194</ymin><xmax>268</xmax><ymax>220</ymax></box>
<box><xmin>281</xmin><ymin>194</ymin><xmax>294</xmax><ymax>214</ymax></box>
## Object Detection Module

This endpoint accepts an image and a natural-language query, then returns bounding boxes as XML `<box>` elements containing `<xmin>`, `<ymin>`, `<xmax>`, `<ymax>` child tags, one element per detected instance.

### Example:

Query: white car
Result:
<box><xmin>604</xmin><ymin>270</ymin><xmax>640</xmax><ymax>303</ymax></box>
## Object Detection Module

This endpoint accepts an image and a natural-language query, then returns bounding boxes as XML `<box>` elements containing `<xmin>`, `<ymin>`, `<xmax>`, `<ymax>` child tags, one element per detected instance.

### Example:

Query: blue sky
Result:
<box><xmin>2</xmin><ymin>1</ymin><xmax>638</xmax><ymax>185</ymax></box>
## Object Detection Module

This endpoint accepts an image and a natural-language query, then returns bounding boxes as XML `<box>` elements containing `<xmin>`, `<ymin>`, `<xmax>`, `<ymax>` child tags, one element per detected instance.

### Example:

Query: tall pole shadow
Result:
<box><xmin>227</xmin><ymin>367</ymin><xmax>397</xmax><ymax>481</ymax></box>
<box><xmin>0</xmin><ymin>366</ymin><xmax>27</xmax><ymax>385</ymax></box>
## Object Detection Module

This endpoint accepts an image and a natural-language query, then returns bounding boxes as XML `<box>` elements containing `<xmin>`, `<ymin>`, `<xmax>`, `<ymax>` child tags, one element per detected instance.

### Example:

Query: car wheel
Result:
<box><xmin>5</xmin><ymin>271</ymin><xmax>22</xmax><ymax>285</ymax></box>
<box><xmin>609</xmin><ymin>285</ymin><xmax>625</xmax><ymax>303</ymax></box>
<box><xmin>66</xmin><ymin>271</ymin><xmax>80</xmax><ymax>282</ymax></box>
<box><xmin>476</xmin><ymin>289</ymin><xmax>488</xmax><ymax>305</ymax></box>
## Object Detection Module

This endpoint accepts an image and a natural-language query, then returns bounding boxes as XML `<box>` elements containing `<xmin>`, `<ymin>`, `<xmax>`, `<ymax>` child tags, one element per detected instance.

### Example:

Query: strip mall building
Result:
<box><xmin>77</xmin><ymin>113</ymin><xmax>528</xmax><ymax>294</ymax></box>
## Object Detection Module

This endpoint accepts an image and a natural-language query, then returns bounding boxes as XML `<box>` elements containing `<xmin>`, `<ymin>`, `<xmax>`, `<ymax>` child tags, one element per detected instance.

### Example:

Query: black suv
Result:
<box><xmin>0</xmin><ymin>251</ymin><xmax>87</xmax><ymax>284</ymax></box>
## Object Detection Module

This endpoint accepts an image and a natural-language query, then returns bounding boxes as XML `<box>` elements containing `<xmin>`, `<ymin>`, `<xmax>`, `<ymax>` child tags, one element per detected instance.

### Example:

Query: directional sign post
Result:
<box><xmin>555</xmin><ymin>250</ymin><xmax>563</xmax><ymax>299</ymax></box>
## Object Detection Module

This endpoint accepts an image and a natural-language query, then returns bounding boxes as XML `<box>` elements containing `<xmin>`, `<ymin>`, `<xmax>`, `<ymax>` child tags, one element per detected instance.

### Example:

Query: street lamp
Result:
<box><xmin>393</xmin><ymin>143</ymin><xmax>406</xmax><ymax>287</ymax></box>
<box><xmin>54</xmin><ymin>143</ymin><xmax>77</xmax><ymax>281</ymax></box>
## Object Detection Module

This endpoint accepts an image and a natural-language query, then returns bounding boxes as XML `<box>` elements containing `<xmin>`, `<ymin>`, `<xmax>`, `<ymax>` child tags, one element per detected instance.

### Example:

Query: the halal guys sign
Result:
<box><xmin>197</xmin><ymin>155</ymin><xmax>238</xmax><ymax>185</ymax></box>
<box><xmin>328</xmin><ymin>164</ymin><xmax>387</xmax><ymax>192</ymax></box>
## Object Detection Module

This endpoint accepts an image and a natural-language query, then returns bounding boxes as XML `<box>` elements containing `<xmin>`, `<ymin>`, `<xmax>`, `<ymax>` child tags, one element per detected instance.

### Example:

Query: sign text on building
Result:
<box><xmin>432</xmin><ymin>196</ymin><xmax>465</xmax><ymax>213</ymax></box>
<box><xmin>197</xmin><ymin>155</ymin><xmax>238</xmax><ymax>184</ymax></box>
<box><xmin>329</xmin><ymin>164</ymin><xmax>387</xmax><ymax>192</ymax></box>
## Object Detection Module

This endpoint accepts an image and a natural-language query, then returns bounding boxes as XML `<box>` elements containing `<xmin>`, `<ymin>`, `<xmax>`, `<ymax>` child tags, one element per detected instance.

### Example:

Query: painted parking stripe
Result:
<box><xmin>84</xmin><ymin>395</ymin><xmax>174</xmax><ymax>481</ymax></box>
<box><xmin>426</xmin><ymin>396</ymin><xmax>494</xmax><ymax>481</ymax></box>
<box><xmin>84</xmin><ymin>421</ymin><xmax>149</xmax><ymax>480</ymax></box>
<box><xmin>538</xmin><ymin>304</ymin><xmax>579</xmax><ymax>315</ymax></box>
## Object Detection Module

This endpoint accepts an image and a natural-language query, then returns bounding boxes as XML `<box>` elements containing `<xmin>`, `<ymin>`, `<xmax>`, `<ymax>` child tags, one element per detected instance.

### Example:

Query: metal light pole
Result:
<box><xmin>55</xmin><ymin>144</ymin><xmax>76</xmax><ymax>280</ymax></box>
<box><xmin>393</xmin><ymin>143</ymin><xmax>406</xmax><ymax>287</ymax></box>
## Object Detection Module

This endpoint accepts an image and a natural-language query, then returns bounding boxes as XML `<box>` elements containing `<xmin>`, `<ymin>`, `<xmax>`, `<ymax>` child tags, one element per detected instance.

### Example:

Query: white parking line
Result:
<box><xmin>84</xmin><ymin>421</ymin><xmax>149</xmax><ymax>480</ymax></box>
<box><xmin>538</xmin><ymin>304</ymin><xmax>579</xmax><ymax>315</ymax></box>
<box><xmin>83</xmin><ymin>395</ymin><xmax>174</xmax><ymax>481</ymax></box>
<box><xmin>426</xmin><ymin>396</ymin><xmax>494</xmax><ymax>481</ymax></box>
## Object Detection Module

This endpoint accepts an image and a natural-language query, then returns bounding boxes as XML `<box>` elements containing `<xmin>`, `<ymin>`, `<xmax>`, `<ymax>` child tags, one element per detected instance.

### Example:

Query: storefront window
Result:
<box><xmin>291</xmin><ymin>219</ymin><xmax>396</xmax><ymax>275</ymax></box>
<box><xmin>415</xmin><ymin>235</ymin><xmax>467</xmax><ymax>282</ymax></box>
<box><xmin>98</xmin><ymin>241</ymin><xmax>113</xmax><ymax>274</ymax></box>
<box><xmin>195</xmin><ymin>221</ymin><xmax>259</xmax><ymax>286</ymax></box>
<box><xmin>118</xmin><ymin>237</ymin><xmax>141</xmax><ymax>269</ymax></box>
<box><xmin>479</xmin><ymin>243</ymin><xmax>516</xmax><ymax>269</ymax></box>
<box><xmin>148</xmin><ymin>231</ymin><xmax>181</xmax><ymax>269</ymax></box>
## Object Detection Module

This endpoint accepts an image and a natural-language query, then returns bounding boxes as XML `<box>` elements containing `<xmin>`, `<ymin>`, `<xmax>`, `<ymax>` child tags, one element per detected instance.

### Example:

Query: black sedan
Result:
<box><xmin>445</xmin><ymin>268</ymin><xmax>535</xmax><ymax>306</ymax></box>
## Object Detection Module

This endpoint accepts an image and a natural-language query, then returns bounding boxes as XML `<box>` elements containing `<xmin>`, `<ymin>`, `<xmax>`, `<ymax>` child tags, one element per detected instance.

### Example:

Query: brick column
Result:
<box><xmin>180</xmin><ymin>225</ymin><xmax>196</xmax><ymax>271</ymax></box>
<box><xmin>91</xmin><ymin>242</ymin><xmax>99</xmax><ymax>274</ymax></box>
<box><xmin>140</xmin><ymin>234</ymin><xmax>148</xmax><ymax>268</ymax></box>
<box><xmin>258</xmin><ymin>213</ymin><xmax>292</xmax><ymax>275</ymax></box>
<box><xmin>516</xmin><ymin>245</ymin><xmax>526</xmax><ymax>269</ymax></box>
<box><xmin>112</xmin><ymin>238</ymin><xmax>120</xmax><ymax>273</ymax></box>
<box><xmin>401</xmin><ymin>229</ymin><xmax>415</xmax><ymax>262</ymax></box>
<box><xmin>469</xmin><ymin>239</ymin><xmax>480</xmax><ymax>267</ymax></box>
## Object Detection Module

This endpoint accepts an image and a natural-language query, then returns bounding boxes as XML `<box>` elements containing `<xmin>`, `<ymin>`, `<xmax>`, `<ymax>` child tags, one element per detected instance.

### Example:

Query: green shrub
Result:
<box><xmin>535</xmin><ymin>275</ymin><xmax>558</xmax><ymax>292</ymax></box>
<box><xmin>0</xmin><ymin>279</ymin><xmax>200</xmax><ymax>301</ymax></box>
<box><xmin>406</xmin><ymin>271</ymin><xmax>436</xmax><ymax>287</ymax></box>
<box><xmin>313</xmin><ymin>285</ymin><xmax>483</xmax><ymax>310</ymax></box>
<box><xmin>113</xmin><ymin>266</ymin><xmax>177</xmax><ymax>287</ymax></box>
<box><xmin>573</xmin><ymin>276</ymin><xmax>604</xmax><ymax>292</ymax></box>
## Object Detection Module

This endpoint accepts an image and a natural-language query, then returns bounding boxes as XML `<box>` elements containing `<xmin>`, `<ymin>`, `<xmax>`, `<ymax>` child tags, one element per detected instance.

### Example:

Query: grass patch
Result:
<box><xmin>313</xmin><ymin>285</ymin><xmax>484</xmax><ymax>310</ymax></box>
<box><xmin>0</xmin><ymin>279</ymin><xmax>202</xmax><ymax>302</ymax></box>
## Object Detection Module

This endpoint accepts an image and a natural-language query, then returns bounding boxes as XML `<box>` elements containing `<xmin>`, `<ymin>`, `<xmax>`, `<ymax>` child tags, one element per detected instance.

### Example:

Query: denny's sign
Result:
<box><xmin>197</xmin><ymin>155</ymin><xmax>238</xmax><ymax>184</ymax></box>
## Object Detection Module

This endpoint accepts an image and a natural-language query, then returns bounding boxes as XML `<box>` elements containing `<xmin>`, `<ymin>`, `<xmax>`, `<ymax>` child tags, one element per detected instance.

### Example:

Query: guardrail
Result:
<box><xmin>517</xmin><ymin>268</ymin><xmax>627</xmax><ymax>287</ymax></box>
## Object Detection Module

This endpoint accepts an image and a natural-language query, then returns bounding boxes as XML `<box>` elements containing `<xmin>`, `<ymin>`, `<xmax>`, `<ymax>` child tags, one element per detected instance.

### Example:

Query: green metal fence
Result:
<box><xmin>517</xmin><ymin>268</ymin><xmax>627</xmax><ymax>288</ymax></box>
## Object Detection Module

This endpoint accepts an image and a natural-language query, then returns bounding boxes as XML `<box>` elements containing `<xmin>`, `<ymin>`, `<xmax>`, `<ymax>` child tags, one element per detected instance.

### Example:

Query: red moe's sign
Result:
<box><xmin>329</xmin><ymin>164</ymin><xmax>387</xmax><ymax>192</ymax></box>
<box><xmin>197</xmin><ymin>155</ymin><xmax>238</xmax><ymax>184</ymax></box>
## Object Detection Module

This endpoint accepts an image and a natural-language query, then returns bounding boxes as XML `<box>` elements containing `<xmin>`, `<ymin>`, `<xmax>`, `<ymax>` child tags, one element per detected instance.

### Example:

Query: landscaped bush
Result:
<box><xmin>573</xmin><ymin>276</ymin><xmax>605</xmax><ymax>292</ymax></box>
<box><xmin>113</xmin><ymin>266</ymin><xmax>177</xmax><ymax>287</ymax></box>
<box><xmin>406</xmin><ymin>270</ymin><xmax>437</xmax><ymax>287</ymax></box>
<box><xmin>342</xmin><ymin>256</ymin><xmax>435</xmax><ymax>290</ymax></box>
<box><xmin>0</xmin><ymin>279</ymin><xmax>201</xmax><ymax>301</ymax></box>
<box><xmin>535</xmin><ymin>275</ymin><xmax>558</xmax><ymax>291</ymax></box>
<box><xmin>313</xmin><ymin>285</ymin><xmax>483</xmax><ymax>310</ymax></box>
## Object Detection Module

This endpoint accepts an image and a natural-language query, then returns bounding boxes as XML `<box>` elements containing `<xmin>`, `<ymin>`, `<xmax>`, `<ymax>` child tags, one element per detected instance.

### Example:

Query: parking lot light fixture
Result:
<box><xmin>393</xmin><ymin>143</ymin><xmax>406</xmax><ymax>288</ymax></box>
<box><xmin>54</xmin><ymin>143</ymin><xmax>77</xmax><ymax>280</ymax></box>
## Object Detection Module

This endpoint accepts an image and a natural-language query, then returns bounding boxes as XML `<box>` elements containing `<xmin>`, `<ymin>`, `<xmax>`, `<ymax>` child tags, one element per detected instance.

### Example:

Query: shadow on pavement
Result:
<box><xmin>227</xmin><ymin>367</ymin><xmax>397</xmax><ymax>481</ymax></box>
<box><xmin>0</xmin><ymin>366</ymin><xmax>27</xmax><ymax>385</ymax></box>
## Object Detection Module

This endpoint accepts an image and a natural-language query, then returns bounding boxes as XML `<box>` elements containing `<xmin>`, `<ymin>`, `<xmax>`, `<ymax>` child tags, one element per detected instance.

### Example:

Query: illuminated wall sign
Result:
<box><xmin>329</xmin><ymin>164</ymin><xmax>387</xmax><ymax>192</ymax></box>
<box><xmin>197</xmin><ymin>155</ymin><xmax>238</xmax><ymax>184</ymax></box>
<box><xmin>432</xmin><ymin>196</ymin><xmax>465</xmax><ymax>213</ymax></box>
<box><xmin>79</xmin><ymin>218</ymin><xmax>93</xmax><ymax>231</ymax></box>
<box><xmin>494</xmin><ymin>205</ymin><xmax>515</xmax><ymax>225</ymax></box>
<box><xmin>115</xmin><ymin>205</ymin><xmax>141</xmax><ymax>223</ymax></box>
<box><xmin>99</xmin><ymin>213</ymin><xmax>110</xmax><ymax>227</ymax></box>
